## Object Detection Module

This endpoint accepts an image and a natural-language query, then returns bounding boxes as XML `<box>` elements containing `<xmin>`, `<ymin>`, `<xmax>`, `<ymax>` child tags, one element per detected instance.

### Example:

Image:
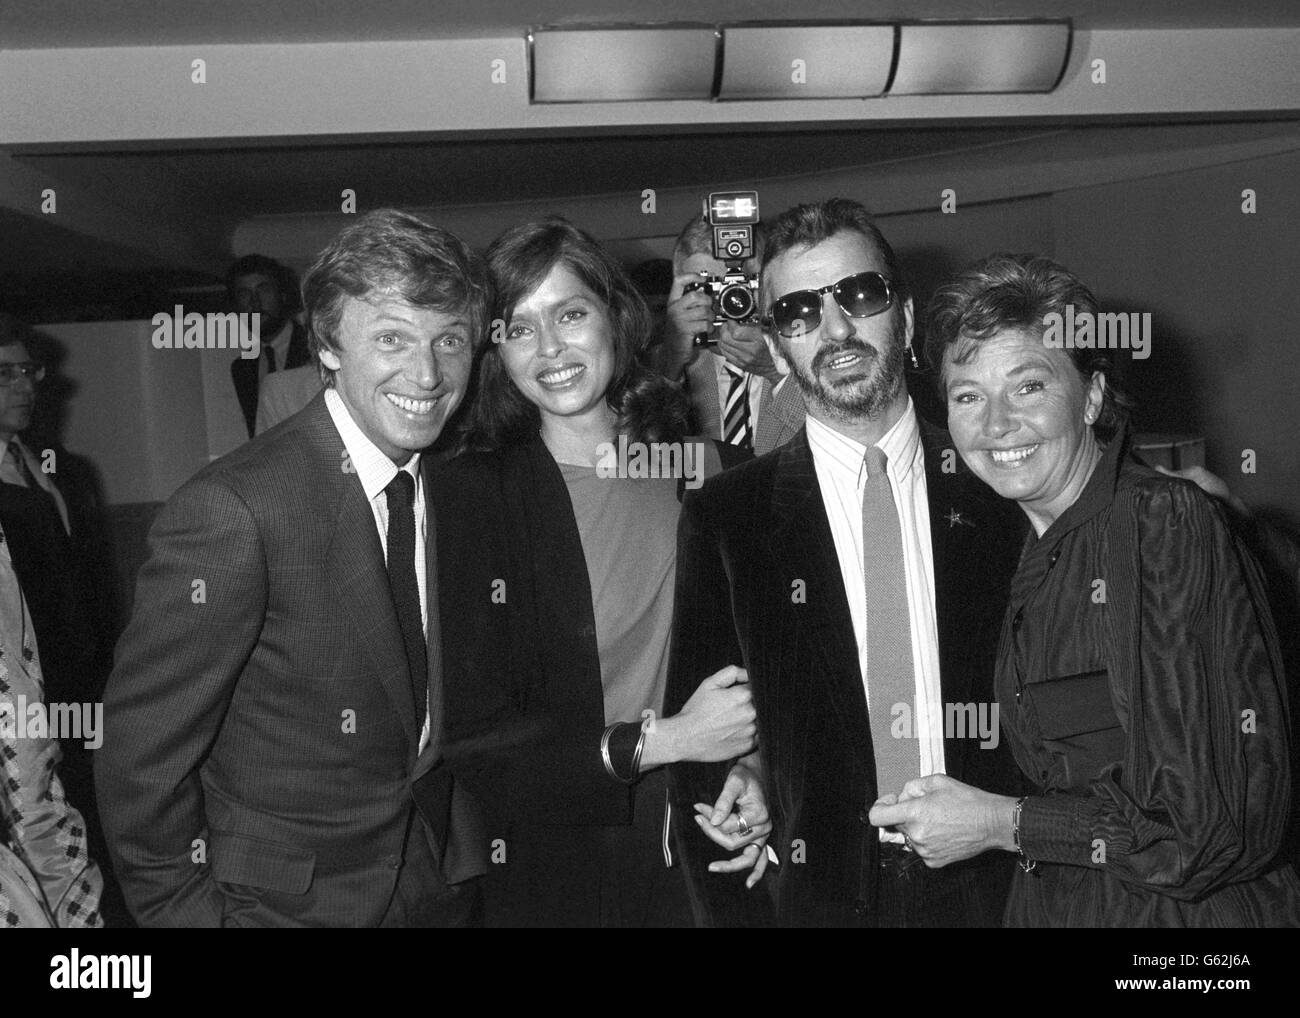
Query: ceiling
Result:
<box><xmin>0</xmin><ymin>124</ymin><xmax>1053</xmax><ymax>317</ymax></box>
<box><xmin>17</xmin><ymin>126</ymin><xmax>1037</xmax><ymax>221</ymax></box>
<box><xmin>2</xmin><ymin>0</ymin><xmax>1298</xmax><ymax>47</ymax></box>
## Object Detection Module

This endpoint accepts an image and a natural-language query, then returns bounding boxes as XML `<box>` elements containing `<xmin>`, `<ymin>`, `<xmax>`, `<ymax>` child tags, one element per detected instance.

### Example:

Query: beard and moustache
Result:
<box><xmin>777</xmin><ymin>315</ymin><xmax>908</xmax><ymax>423</ymax></box>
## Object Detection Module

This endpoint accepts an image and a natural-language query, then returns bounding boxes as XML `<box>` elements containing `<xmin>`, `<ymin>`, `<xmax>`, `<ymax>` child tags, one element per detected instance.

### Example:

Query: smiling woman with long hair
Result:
<box><xmin>433</xmin><ymin>217</ymin><xmax>769</xmax><ymax>928</ymax></box>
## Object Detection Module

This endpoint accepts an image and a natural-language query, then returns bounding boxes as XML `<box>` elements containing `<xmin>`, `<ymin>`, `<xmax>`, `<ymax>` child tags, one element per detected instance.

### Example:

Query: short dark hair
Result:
<box><xmin>466</xmin><ymin>216</ymin><xmax>688</xmax><ymax>450</ymax></box>
<box><xmin>300</xmin><ymin>209</ymin><xmax>492</xmax><ymax>387</ymax></box>
<box><xmin>925</xmin><ymin>253</ymin><xmax>1130</xmax><ymax>437</ymax></box>
<box><xmin>0</xmin><ymin>312</ymin><xmax>33</xmax><ymax>351</ymax></box>
<box><xmin>760</xmin><ymin>198</ymin><xmax>907</xmax><ymax>305</ymax></box>
<box><xmin>225</xmin><ymin>254</ymin><xmax>289</xmax><ymax>298</ymax></box>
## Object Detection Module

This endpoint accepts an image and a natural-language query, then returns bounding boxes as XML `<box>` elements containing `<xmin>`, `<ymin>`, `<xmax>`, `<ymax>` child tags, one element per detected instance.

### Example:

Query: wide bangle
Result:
<box><xmin>1012</xmin><ymin>796</ymin><xmax>1037</xmax><ymax>874</ymax></box>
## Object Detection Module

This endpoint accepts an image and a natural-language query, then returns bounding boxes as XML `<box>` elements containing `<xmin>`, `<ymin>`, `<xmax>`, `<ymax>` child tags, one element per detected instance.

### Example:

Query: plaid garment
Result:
<box><xmin>0</xmin><ymin>520</ymin><xmax>103</xmax><ymax>928</ymax></box>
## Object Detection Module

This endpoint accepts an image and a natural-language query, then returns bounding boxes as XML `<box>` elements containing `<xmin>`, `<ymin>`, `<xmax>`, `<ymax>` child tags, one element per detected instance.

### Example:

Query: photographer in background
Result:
<box><xmin>651</xmin><ymin>212</ymin><xmax>804</xmax><ymax>454</ymax></box>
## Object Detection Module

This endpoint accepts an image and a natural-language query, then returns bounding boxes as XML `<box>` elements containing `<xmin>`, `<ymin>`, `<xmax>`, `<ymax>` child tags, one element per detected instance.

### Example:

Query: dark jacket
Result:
<box><xmin>665</xmin><ymin>420</ymin><xmax>1028</xmax><ymax>927</ymax></box>
<box><xmin>96</xmin><ymin>392</ymin><xmax>481</xmax><ymax>927</ymax></box>
<box><xmin>1002</xmin><ymin>430</ymin><xmax>1300</xmax><ymax>926</ymax></box>
<box><xmin>433</xmin><ymin>435</ymin><xmax>745</xmax><ymax>925</ymax></box>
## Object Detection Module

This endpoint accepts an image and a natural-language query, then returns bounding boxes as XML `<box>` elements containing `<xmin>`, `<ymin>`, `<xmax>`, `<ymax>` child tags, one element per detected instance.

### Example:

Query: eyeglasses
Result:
<box><xmin>0</xmin><ymin>362</ymin><xmax>44</xmax><ymax>387</ymax></box>
<box><xmin>764</xmin><ymin>271</ymin><xmax>894</xmax><ymax>338</ymax></box>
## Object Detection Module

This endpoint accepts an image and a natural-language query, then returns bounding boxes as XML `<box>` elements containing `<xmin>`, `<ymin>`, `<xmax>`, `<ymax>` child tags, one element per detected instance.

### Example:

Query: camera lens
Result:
<box><xmin>718</xmin><ymin>283</ymin><xmax>755</xmax><ymax>321</ymax></box>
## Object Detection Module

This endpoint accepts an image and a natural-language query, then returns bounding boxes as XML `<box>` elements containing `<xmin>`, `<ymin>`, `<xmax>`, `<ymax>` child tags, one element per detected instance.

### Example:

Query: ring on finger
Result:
<box><xmin>736</xmin><ymin>814</ymin><xmax>752</xmax><ymax>836</ymax></box>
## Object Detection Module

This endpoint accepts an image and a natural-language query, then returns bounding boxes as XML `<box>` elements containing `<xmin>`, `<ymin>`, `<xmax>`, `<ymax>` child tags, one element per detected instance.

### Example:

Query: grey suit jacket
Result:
<box><xmin>255</xmin><ymin>364</ymin><xmax>323</xmax><ymax>435</ymax></box>
<box><xmin>685</xmin><ymin>351</ymin><xmax>806</xmax><ymax>455</ymax></box>
<box><xmin>96</xmin><ymin>391</ymin><xmax>483</xmax><ymax>927</ymax></box>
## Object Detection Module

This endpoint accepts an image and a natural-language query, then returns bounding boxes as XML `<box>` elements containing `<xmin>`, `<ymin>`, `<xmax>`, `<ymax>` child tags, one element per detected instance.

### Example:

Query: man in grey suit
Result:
<box><xmin>96</xmin><ymin>209</ymin><xmax>491</xmax><ymax>927</ymax></box>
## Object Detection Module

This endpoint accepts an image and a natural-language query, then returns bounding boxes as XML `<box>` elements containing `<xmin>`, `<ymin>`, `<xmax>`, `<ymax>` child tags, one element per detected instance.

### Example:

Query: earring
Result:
<box><xmin>907</xmin><ymin>343</ymin><xmax>920</xmax><ymax>370</ymax></box>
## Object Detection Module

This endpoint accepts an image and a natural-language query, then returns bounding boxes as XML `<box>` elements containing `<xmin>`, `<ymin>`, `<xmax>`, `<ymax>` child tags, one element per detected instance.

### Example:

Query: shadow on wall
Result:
<box><xmin>25</xmin><ymin>328</ymin><xmax>138</xmax><ymax>646</ymax></box>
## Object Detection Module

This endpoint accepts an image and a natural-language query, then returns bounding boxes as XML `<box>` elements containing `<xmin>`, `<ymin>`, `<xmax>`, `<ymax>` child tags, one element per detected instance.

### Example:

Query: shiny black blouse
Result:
<box><xmin>997</xmin><ymin>430</ymin><xmax>1300</xmax><ymax>927</ymax></box>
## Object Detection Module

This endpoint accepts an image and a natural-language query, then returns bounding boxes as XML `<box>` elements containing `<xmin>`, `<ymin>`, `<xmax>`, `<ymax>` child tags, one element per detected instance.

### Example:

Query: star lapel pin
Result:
<box><xmin>944</xmin><ymin>508</ymin><xmax>974</xmax><ymax>529</ymax></box>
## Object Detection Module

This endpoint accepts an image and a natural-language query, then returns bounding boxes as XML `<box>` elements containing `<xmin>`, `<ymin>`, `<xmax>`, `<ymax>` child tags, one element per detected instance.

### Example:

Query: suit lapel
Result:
<box><xmin>767</xmin><ymin>430</ymin><xmax>871</xmax><ymax>760</ymax></box>
<box><xmin>414</xmin><ymin>453</ymin><xmax>446</xmax><ymax>777</ymax></box>
<box><xmin>309</xmin><ymin>396</ymin><xmax>420</xmax><ymax>755</ymax></box>
<box><xmin>922</xmin><ymin>424</ymin><xmax>981</xmax><ymax>706</ymax></box>
<box><xmin>687</xmin><ymin>352</ymin><xmax>722</xmax><ymax>440</ymax></box>
<box><xmin>920</xmin><ymin>422</ymin><xmax>1026</xmax><ymax>774</ymax></box>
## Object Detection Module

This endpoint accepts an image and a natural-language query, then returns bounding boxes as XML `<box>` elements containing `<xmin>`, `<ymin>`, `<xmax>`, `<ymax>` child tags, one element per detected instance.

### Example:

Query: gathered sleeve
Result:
<box><xmin>1020</xmin><ymin>479</ymin><xmax>1291</xmax><ymax>899</ymax></box>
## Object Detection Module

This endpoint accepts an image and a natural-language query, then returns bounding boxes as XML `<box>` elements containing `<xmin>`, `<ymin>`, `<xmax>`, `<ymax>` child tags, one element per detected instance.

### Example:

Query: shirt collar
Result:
<box><xmin>805</xmin><ymin>396</ymin><xmax>921</xmax><ymax>485</ymax></box>
<box><xmin>324</xmin><ymin>386</ymin><xmax>420</xmax><ymax>502</ymax></box>
<box><xmin>1037</xmin><ymin>421</ymin><xmax>1130</xmax><ymax>543</ymax></box>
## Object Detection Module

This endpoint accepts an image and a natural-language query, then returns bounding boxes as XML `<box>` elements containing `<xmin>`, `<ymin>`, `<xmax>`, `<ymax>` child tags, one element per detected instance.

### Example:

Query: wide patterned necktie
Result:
<box><xmin>384</xmin><ymin>470</ymin><xmax>427</xmax><ymax>729</ymax></box>
<box><xmin>722</xmin><ymin>363</ymin><xmax>753</xmax><ymax>449</ymax></box>
<box><xmin>862</xmin><ymin>446</ymin><xmax>920</xmax><ymax>796</ymax></box>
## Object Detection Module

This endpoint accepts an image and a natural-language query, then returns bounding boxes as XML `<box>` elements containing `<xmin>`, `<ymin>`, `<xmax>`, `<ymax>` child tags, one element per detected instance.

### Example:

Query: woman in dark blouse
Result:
<box><xmin>870</xmin><ymin>253</ymin><xmax>1299</xmax><ymax>926</ymax></box>
<box><xmin>434</xmin><ymin>218</ymin><xmax>768</xmax><ymax>927</ymax></box>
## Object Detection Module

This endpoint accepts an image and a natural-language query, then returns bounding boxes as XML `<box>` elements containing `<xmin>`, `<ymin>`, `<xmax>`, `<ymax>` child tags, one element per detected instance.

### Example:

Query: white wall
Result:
<box><xmin>36</xmin><ymin>320</ymin><xmax>243</xmax><ymax>504</ymax></box>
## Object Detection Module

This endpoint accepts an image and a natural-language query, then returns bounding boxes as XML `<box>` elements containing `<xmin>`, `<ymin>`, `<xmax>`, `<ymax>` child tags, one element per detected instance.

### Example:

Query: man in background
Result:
<box><xmin>227</xmin><ymin>254</ymin><xmax>311</xmax><ymax>438</ymax></box>
<box><xmin>0</xmin><ymin>316</ymin><xmax>104</xmax><ymax>780</ymax></box>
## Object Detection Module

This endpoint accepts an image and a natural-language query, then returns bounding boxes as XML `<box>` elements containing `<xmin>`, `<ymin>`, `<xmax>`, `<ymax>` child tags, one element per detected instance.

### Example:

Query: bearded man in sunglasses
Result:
<box><xmin>664</xmin><ymin>198</ymin><xmax>1027</xmax><ymax>927</ymax></box>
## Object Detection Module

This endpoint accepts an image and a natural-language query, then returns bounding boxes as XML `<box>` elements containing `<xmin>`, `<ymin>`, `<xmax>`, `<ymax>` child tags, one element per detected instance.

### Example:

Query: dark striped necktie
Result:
<box><xmin>722</xmin><ymin>363</ymin><xmax>753</xmax><ymax>449</ymax></box>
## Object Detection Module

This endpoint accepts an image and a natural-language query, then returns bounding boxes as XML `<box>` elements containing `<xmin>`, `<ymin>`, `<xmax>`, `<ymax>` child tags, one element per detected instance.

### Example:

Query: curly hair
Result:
<box><xmin>925</xmin><ymin>253</ymin><xmax>1132</xmax><ymax>438</ymax></box>
<box><xmin>464</xmin><ymin>217</ymin><xmax>690</xmax><ymax>451</ymax></box>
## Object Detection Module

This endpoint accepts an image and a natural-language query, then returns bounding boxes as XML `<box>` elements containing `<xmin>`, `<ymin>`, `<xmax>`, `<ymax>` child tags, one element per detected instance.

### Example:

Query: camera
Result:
<box><xmin>686</xmin><ymin>191</ymin><xmax>761</xmax><ymax>347</ymax></box>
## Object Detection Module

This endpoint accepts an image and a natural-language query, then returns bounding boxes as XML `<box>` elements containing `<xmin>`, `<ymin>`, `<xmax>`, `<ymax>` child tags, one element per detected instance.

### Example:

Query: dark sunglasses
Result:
<box><xmin>764</xmin><ymin>271</ymin><xmax>894</xmax><ymax>339</ymax></box>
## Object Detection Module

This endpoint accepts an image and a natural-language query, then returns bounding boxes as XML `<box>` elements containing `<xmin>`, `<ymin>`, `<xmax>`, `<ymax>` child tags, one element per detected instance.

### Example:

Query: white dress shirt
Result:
<box><xmin>804</xmin><ymin>398</ymin><xmax>946</xmax><ymax>782</ymax></box>
<box><xmin>324</xmin><ymin>387</ymin><xmax>430</xmax><ymax>753</ymax></box>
